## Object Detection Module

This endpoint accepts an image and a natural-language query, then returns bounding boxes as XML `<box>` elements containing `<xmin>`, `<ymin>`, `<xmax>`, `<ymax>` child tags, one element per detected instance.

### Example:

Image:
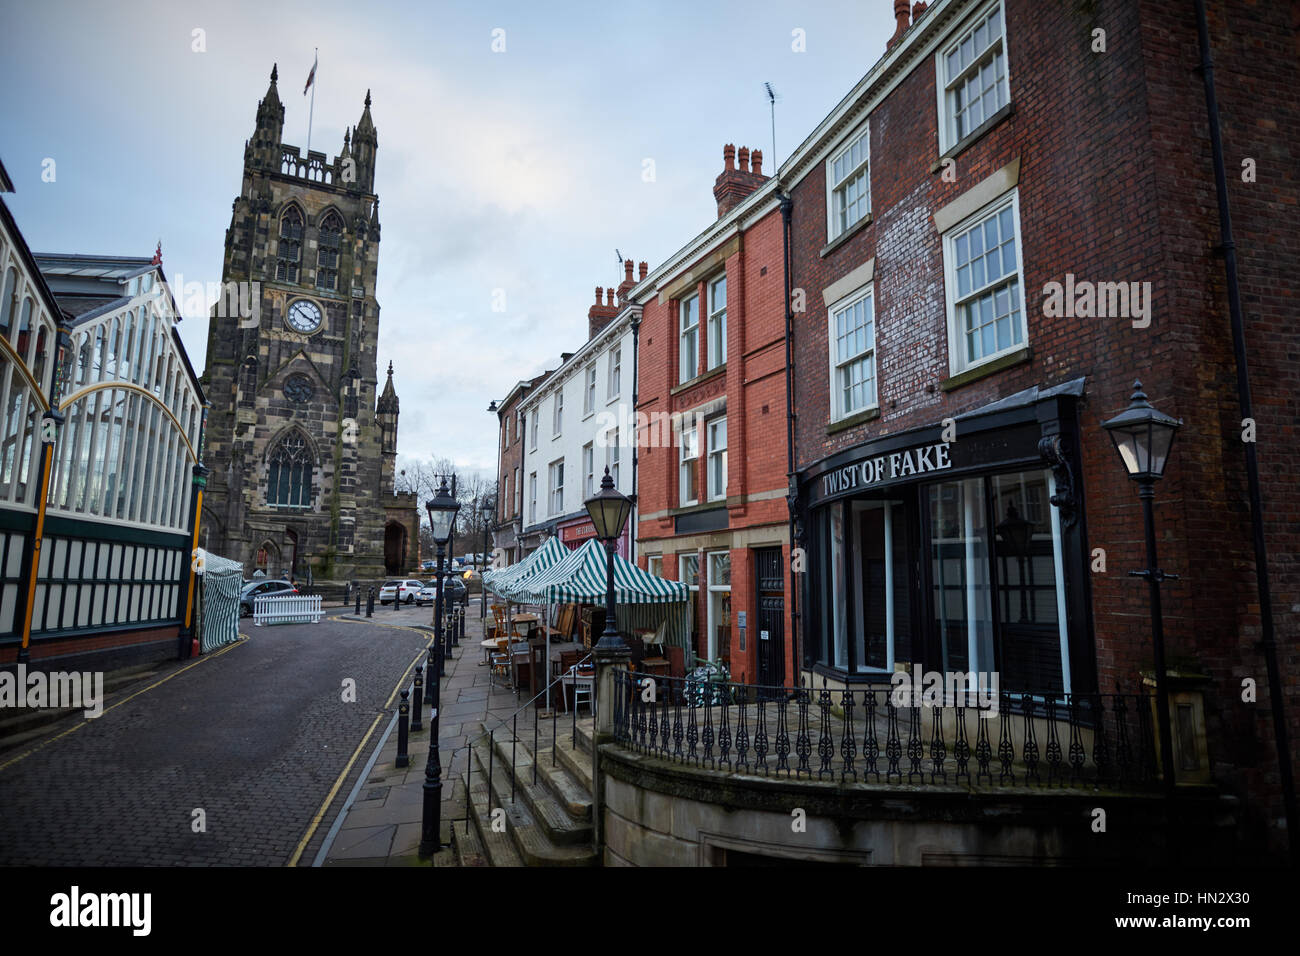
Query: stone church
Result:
<box><xmin>199</xmin><ymin>65</ymin><xmax>419</xmax><ymax>581</ymax></box>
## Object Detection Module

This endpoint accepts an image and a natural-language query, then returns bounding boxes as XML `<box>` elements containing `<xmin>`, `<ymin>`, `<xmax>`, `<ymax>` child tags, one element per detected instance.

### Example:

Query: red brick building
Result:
<box><xmin>631</xmin><ymin>146</ymin><xmax>795</xmax><ymax>688</ymax></box>
<box><xmin>782</xmin><ymin>0</ymin><xmax>1297</xmax><ymax>859</ymax></box>
<box><xmin>492</xmin><ymin>371</ymin><xmax>549</xmax><ymax>565</ymax></box>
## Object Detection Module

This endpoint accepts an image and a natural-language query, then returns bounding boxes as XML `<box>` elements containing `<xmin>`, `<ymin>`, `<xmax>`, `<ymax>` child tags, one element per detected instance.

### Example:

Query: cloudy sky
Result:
<box><xmin>1</xmin><ymin>0</ymin><xmax>893</xmax><ymax>479</ymax></box>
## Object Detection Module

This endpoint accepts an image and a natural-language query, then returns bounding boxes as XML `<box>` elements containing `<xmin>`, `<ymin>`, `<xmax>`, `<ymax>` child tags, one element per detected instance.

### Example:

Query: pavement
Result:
<box><xmin>315</xmin><ymin>598</ymin><xmax>527</xmax><ymax>866</ymax></box>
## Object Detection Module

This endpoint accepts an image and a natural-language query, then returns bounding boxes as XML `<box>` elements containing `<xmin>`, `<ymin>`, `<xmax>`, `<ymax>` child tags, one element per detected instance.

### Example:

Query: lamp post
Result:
<box><xmin>419</xmin><ymin>477</ymin><xmax>460</xmax><ymax>858</ymax></box>
<box><xmin>480</xmin><ymin>496</ymin><xmax>494</xmax><ymax>621</ymax></box>
<box><xmin>585</xmin><ymin>467</ymin><xmax>633</xmax><ymax>650</ymax></box>
<box><xmin>1101</xmin><ymin>380</ymin><xmax>1182</xmax><ymax>797</ymax></box>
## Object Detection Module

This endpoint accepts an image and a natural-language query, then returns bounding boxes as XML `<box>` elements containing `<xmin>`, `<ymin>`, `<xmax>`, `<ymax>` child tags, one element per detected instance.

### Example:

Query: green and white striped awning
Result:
<box><xmin>515</xmin><ymin>538</ymin><xmax>689</xmax><ymax>606</ymax></box>
<box><xmin>485</xmin><ymin>536</ymin><xmax>571</xmax><ymax>602</ymax></box>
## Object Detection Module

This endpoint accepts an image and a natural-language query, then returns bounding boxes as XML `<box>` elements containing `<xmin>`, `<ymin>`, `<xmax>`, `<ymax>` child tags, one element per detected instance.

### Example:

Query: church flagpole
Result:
<box><xmin>304</xmin><ymin>48</ymin><xmax>318</xmax><ymax>155</ymax></box>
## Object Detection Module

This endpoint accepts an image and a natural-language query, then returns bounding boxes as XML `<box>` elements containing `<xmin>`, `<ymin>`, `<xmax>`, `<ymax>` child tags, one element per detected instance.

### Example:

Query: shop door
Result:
<box><xmin>754</xmin><ymin>547</ymin><xmax>785</xmax><ymax>694</ymax></box>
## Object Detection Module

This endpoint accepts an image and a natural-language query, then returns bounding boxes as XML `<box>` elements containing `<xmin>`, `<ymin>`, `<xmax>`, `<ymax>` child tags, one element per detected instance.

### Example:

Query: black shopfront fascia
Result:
<box><xmin>796</xmin><ymin>390</ymin><xmax>1096</xmax><ymax>695</ymax></box>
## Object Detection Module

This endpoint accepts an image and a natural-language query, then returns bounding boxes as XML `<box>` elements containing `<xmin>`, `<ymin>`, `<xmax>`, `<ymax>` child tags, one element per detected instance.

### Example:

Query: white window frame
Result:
<box><xmin>582</xmin><ymin>442</ymin><xmax>594</xmax><ymax>497</ymax></box>
<box><xmin>584</xmin><ymin>364</ymin><xmax>596</xmax><ymax>415</ymax></box>
<box><xmin>552</xmin><ymin>391</ymin><xmax>563</xmax><ymax>437</ymax></box>
<box><xmin>548</xmin><ymin>459</ymin><xmax>564</xmax><ymax>516</ymax></box>
<box><xmin>608</xmin><ymin>347</ymin><xmax>621</xmax><ymax>401</ymax></box>
<box><xmin>706</xmin><ymin>550</ymin><xmax>731</xmax><ymax>662</ymax></box>
<box><xmin>529</xmin><ymin>409</ymin><xmax>538</xmax><ymax>449</ymax></box>
<box><xmin>941</xmin><ymin>189</ymin><xmax>1026</xmax><ymax>376</ymax></box>
<box><xmin>679</xmin><ymin>293</ymin><xmax>699</xmax><ymax>384</ymax></box>
<box><xmin>679</xmin><ymin>424</ymin><xmax>699</xmax><ymax>507</ymax></box>
<box><xmin>528</xmin><ymin>471</ymin><xmax>537</xmax><ymax>524</ymax></box>
<box><xmin>825</xmin><ymin>122</ymin><xmax>871</xmax><ymax>242</ymax></box>
<box><xmin>706</xmin><ymin>275</ymin><xmax>726</xmax><ymax>369</ymax></box>
<box><xmin>706</xmin><ymin>416</ymin><xmax>727</xmax><ymax>502</ymax></box>
<box><xmin>514</xmin><ymin>465</ymin><xmax>521</xmax><ymax>516</ymax></box>
<box><xmin>606</xmin><ymin>428</ymin><xmax>620</xmax><ymax>487</ymax></box>
<box><xmin>827</xmin><ymin>284</ymin><xmax>877</xmax><ymax>421</ymax></box>
<box><xmin>647</xmin><ymin>555</ymin><xmax>663</xmax><ymax>577</ymax></box>
<box><xmin>935</xmin><ymin>0</ymin><xmax>1011</xmax><ymax>156</ymax></box>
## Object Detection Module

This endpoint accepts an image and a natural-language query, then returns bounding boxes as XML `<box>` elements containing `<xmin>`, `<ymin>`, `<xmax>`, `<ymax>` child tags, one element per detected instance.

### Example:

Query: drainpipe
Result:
<box><xmin>777</xmin><ymin>188</ymin><xmax>799</xmax><ymax>688</ymax></box>
<box><xmin>1193</xmin><ymin>0</ymin><xmax>1296</xmax><ymax>864</ymax></box>
<box><xmin>630</xmin><ymin>310</ymin><xmax>640</xmax><ymax>562</ymax></box>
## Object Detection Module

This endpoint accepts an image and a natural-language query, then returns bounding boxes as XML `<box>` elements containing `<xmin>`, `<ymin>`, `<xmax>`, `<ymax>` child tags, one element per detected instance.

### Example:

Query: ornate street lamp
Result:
<box><xmin>585</xmin><ymin>467</ymin><xmax>633</xmax><ymax>650</ymax></box>
<box><xmin>995</xmin><ymin>503</ymin><xmax>1035</xmax><ymax>623</ymax></box>
<box><xmin>419</xmin><ymin>477</ymin><xmax>460</xmax><ymax>858</ymax></box>
<box><xmin>1101</xmin><ymin>380</ymin><xmax>1182</xmax><ymax>797</ymax></box>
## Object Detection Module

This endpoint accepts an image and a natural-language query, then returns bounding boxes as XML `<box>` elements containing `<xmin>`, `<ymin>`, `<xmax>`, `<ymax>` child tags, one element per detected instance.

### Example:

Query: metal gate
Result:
<box><xmin>754</xmin><ymin>547</ymin><xmax>785</xmax><ymax>693</ymax></box>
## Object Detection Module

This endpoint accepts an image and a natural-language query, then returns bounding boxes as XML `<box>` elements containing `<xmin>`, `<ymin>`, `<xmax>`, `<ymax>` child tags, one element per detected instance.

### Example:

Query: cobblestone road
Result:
<box><xmin>0</xmin><ymin>611</ymin><xmax>432</xmax><ymax>866</ymax></box>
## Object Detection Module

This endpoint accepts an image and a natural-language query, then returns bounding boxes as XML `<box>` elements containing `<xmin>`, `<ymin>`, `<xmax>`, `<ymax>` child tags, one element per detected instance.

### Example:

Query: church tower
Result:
<box><xmin>199</xmin><ymin>66</ymin><xmax>418</xmax><ymax>581</ymax></box>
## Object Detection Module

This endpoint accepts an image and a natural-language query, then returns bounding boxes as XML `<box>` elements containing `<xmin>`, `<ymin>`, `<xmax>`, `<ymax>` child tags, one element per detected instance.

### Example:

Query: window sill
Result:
<box><xmin>939</xmin><ymin>345</ymin><xmax>1032</xmax><ymax>392</ymax></box>
<box><xmin>932</xmin><ymin>102</ymin><xmax>1014</xmax><ymax>172</ymax></box>
<box><xmin>826</xmin><ymin>406</ymin><xmax>880</xmax><ymax>436</ymax></box>
<box><xmin>820</xmin><ymin>214</ymin><xmax>873</xmax><ymax>258</ymax></box>
<box><xmin>670</xmin><ymin>364</ymin><xmax>726</xmax><ymax>396</ymax></box>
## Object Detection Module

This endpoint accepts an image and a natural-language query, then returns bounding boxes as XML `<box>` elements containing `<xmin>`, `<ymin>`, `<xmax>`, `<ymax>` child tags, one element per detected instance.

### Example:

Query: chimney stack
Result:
<box><xmin>887</xmin><ymin>0</ymin><xmax>911</xmax><ymax>50</ymax></box>
<box><xmin>588</xmin><ymin>282</ymin><xmax>619</xmax><ymax>339</ymax></box>
<box><xmin>712</xmin><ymin>142</ymin><xmax>770</xmax><ymax>218</ymax></box>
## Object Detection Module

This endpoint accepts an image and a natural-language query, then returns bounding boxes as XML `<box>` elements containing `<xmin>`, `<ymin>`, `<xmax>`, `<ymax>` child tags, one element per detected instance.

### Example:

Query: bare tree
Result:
<box><xmin>398</xmin><ymin>457</ymin><xmax>497</xmax><ymax>568</ymax></box>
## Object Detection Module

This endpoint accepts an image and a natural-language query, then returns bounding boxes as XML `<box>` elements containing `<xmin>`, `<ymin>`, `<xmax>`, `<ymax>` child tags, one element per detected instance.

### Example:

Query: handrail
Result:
<box><xmin>439</xmin><ymin>646</ymin><xmax>596</xmax><ymax>828</ymax></box>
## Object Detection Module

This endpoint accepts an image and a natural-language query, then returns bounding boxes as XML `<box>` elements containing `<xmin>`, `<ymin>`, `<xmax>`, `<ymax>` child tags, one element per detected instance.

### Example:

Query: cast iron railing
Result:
<box><xmin>612</xmin><ymin>671</ymin><xmax>1160</xmax><ymax>790</ymax></box>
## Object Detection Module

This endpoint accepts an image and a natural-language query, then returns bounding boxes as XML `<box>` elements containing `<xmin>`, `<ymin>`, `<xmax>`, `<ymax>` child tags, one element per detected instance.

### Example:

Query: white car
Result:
<box><xmin>379</xmin><ymin>579</ymin><xmax>423</xmax><ymax>605</ymax></box>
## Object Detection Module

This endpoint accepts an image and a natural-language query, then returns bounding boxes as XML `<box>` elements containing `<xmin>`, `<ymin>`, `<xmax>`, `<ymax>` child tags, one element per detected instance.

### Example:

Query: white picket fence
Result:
<box><xmin>253</xmin><ymin>593</ymin><xmax>324</xmax><ymax>626</ymax></box>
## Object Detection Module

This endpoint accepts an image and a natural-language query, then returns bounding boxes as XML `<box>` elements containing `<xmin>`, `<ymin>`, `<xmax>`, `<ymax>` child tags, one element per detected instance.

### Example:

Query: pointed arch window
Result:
<box><xmin>316</xmin><ymin>211</ymin><xmax>343</xmax><ymax>292</ymax></box>
<box><xmin>267</xmin><ymin>430</ymin><xmax>314</xmax><ymax>507</ymax></box>
<box><xmin>276</xmin><ymin>207</ymin><xmax>304</xmax><ymax>284</ymax></box>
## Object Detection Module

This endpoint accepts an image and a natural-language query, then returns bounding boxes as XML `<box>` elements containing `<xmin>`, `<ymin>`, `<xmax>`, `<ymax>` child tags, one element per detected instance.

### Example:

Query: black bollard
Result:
<box><xmin>411</xmin><ymin>665</ymin><xmax>424</xmax><ymax>731</ymax></box>
<box><xmin>366</xmin><ymin>587</ymin><xmax>375</xmax><ymax>617</ymax></box>
<box><xmin>396</xmin><ymin>690</ymin><xmax>410</xmax><ymax>768</ymax></box>
<box><xmin>458</xmin><ymin>606</ymin><xmax>465</xmax><ymax>643</ymax></box>
<box><xmin>424</xmin><ymin>645</ymin><xmax>437</xmax><ymax>703</ymax></box>
<box><xmin>355</xmin><ymin>587</ymin><xmax>361</xmax><ymax>616</ymax></box>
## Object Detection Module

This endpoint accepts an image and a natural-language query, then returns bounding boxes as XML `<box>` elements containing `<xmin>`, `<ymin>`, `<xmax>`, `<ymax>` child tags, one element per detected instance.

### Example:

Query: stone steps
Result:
<box><xmin>468</xmin><ymin>739</ymin><xmax>596</xmax><ymax>866</ymax></box>
<box><xmin>486</xmin><ymin>733</ymin><xmax>592</xmax><ymax>835</ymax></box>
<box><xmin>462</xmin><ymin>771</ymin><xmax>524</xmax><ymax>867</ymax></box>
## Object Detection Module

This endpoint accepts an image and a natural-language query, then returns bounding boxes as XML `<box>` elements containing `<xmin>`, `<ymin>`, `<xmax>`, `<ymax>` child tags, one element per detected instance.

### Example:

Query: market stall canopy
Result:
<box><xmin>484</xmin><ymin>536</ymin><xmax>570</xmax><ymax>602</ymax></box>
<box><xmin>515</xmin><ymin>538</ymin><xmax>689</xmax><ymax>605</ymax></box>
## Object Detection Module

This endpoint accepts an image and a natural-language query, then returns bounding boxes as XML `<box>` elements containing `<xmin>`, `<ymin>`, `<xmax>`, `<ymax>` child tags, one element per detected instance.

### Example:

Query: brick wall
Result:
<box><xmin>786</xmin><ymin>0</ymin><xmax>1297</xmax><ymax>851</ymax></box>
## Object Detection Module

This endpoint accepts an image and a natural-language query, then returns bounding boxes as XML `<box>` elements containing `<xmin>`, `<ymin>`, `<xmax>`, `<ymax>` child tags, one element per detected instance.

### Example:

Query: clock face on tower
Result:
<box><xmin>285</xmin><ymin>299</ymin><xmax>323</xmax><ymax>335</ymax></box>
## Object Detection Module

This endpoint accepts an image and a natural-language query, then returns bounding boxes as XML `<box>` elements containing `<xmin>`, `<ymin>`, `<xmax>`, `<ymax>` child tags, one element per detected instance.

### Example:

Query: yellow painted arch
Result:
<box><xmin>0</xmin><ymin>334</ymin><xmax>51</xmax><ymax>412</ymax></box>
<box><xmin>58</xmin><ymin>381</ymin><xmax>198</xmax><ymax>463</ymax></box>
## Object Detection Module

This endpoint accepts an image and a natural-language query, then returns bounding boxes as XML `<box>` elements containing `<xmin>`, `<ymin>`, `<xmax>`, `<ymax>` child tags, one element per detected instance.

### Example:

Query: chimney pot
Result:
<box><xmin>638</xmin><ymin>261</ymin><xmax>648</xmax><ymax>280</ymax></box>
<box><xmin>606</xmin><ymin>289</ymin><xmax>615</xmax><ymax>307</ymax></box>
<box><xmin>723</xmin><ymin>143</ymin><xmax>736</xmax><ymax>171</ymax></box>
<box><xmin>752</xmin><ymin>149</ymin><xmax>763</xmax><ymax>176</ymax></box>
<box><xmin>595</xmin><ymin>286</ymin><xmax>603</xmax><ymax>303</ymax></box>
<box><xmin>912</xmin><ymin>1</ymin><xmax>927</xmax><ymax>18</ymax></box>
<box><xmin>624</xmin><ymin>258</ymin><xmax>634</xmax><ymax>282</ymax></box>
<box><xmin>738</xmin><ymin>146</ymin><xmax>751</xmax><ymax>173</ymax></box>
<box><xmin>889</xmin><ymin>0</ymin><xmax>911</xmax><ymax>48</ymax></box>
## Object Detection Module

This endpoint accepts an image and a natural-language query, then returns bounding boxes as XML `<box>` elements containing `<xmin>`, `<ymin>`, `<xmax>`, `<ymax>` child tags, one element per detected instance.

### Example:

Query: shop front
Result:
<box><xmin>557</xmin><ymin>513</ymin><xmax>629</xmax><ymax>558</ymax></box>
<box><xmin>798</xmin><ymin>381</ymin><xmax>1094</xmax><ymax>698</ymax></box>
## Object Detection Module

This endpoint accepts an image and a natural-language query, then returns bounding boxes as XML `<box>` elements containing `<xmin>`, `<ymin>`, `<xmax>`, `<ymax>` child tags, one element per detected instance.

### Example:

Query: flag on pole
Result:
<box><xmin>303</xmin><ymin>52</ymin><xmax>317</xmax><ymax>96</ymax></box>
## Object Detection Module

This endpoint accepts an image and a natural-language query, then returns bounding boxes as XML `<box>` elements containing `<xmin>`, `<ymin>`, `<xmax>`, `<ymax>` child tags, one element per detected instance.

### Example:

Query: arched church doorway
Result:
<box><xmin>384</xmin><ymin>522</ymin><xmax>406</xmax><ymax>575</ymax></box>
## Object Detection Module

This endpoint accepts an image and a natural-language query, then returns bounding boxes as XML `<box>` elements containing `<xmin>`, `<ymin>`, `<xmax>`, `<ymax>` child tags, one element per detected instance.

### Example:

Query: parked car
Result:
<box><xmin>379</xmin><ymin>579</ymin><xmax>424</xmax><ymax>605</ymax></box>
<box><xmin>239</xmin><ymin>579</ymin><xmax>298</xmax><ymax>617</ymax></box>
<box><xmin>421</xmin><ymin>559</ymin><xmax>436</xmax><ymax>571</ymax></box>
<box><xmin>416</xmin><ymin>576</ymin><xmax>468</xmax><ymax>607</ymax></box>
